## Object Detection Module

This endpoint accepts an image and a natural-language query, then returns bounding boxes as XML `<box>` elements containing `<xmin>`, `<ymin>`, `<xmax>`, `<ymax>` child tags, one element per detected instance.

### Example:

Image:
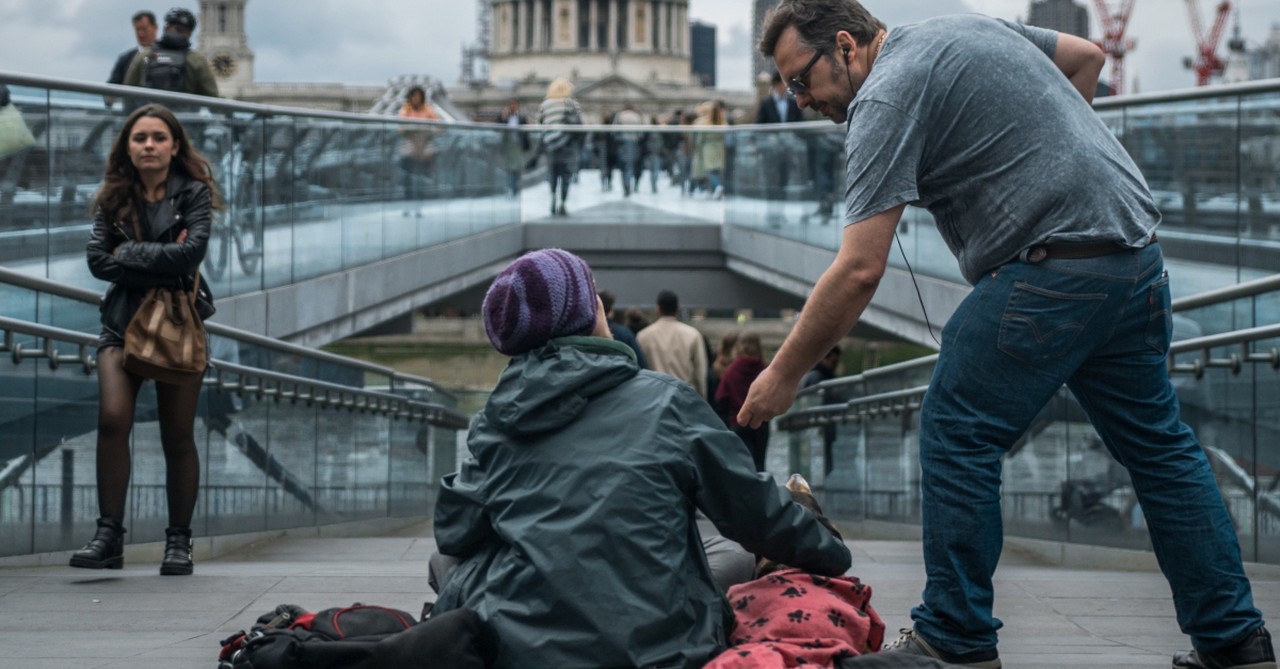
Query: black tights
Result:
<box><xmin>95</xmin><ymin>347</ymin><xmax>202</xmax><ymax>528</ymax></box>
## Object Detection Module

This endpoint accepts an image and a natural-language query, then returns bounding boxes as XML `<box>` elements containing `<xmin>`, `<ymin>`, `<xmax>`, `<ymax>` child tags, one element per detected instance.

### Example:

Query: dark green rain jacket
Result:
<box><xmin>433</xmin><ymin>336</ymin><xmax>851</xmax><ymax>669</ymax></box>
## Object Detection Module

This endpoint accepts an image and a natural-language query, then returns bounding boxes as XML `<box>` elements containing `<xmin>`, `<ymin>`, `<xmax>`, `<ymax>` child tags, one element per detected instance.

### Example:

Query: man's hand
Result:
<box><xmin>738</xmin><ymin>366</ymin><xmax>798</xmax><ymax>429</ymax></box>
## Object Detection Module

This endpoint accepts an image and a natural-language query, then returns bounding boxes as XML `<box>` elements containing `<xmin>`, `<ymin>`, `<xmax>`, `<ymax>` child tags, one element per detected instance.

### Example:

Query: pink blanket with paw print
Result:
<box><xmin>706</xmin><ymin>569</ymin><xmax>886</xmax><ymax>668</ymax></box>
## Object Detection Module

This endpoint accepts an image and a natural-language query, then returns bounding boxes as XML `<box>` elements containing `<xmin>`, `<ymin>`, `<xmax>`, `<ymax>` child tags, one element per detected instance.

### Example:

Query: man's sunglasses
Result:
<box><xmin>786</xmin><ymin>49</ymin><xmax>825</xmax><ymax>97</ymax></box>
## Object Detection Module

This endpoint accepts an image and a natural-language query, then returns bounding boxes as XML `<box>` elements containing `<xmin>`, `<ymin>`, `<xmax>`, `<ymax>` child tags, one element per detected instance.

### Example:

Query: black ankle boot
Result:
<box><xmin>69</xmin><ymin>517</ymin><xmax>126</xmax><ymax>570</ymax></box>
<box><xmin>160</xmin><ymin>527</ymin><xmax>193</xmax><ymax>576</ymax></box>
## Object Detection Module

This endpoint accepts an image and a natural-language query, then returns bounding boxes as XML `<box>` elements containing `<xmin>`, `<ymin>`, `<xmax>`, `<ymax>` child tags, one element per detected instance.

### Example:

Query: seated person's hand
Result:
<box><xmin>756</xmin><ymin>473</ymin><xmax>843</xmax><ymax>578</ymax></box>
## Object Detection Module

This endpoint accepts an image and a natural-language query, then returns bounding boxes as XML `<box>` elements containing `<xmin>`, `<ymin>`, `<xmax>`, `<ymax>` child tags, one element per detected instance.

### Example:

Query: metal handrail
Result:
<box><xmin>1091</xmin><ymin>76</ymin><xmax>1280</xmax><ymax>108</ymax></box>
<box><xmin>1171</xmin><ymin>274</ymin><xmax>1280</xmax><ymax>312</ymax></box>
<box><xmin>0</xmin><ymin>315</ymin><xmax>468</xmax><ymax>429</ymax></box>
<box><xmin>781</xmin><ymin>323</ymin><xmax>1280</xmax><ymax>431</ymax></box>
<box><xmin>797</xmin><ymin>273</ymin><xmax>1280</xmax><ymax>400</ymax></box>
<box><xmin>8</xmin><ymin>68</ymin><xmax>1274</xmax><ymax>133</ymax></box>
<box><xmin>0</xmin><ymin>267</ymin><xmax>456</xmax><ymax>402</ymax></box>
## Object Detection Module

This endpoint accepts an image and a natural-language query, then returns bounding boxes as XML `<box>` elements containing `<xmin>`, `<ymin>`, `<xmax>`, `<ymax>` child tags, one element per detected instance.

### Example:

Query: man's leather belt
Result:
<box><xmin>1024</xmin><ymin>234</ymin><xmax>1157</xmax><ymax>263</ymax></box>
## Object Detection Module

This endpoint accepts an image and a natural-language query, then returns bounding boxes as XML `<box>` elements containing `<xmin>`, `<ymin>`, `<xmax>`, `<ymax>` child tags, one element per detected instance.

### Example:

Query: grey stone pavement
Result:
<box><xmin>1</xmin><ymin>518</ymin><xmax>1278</xmax><ymax>669</ymax></box>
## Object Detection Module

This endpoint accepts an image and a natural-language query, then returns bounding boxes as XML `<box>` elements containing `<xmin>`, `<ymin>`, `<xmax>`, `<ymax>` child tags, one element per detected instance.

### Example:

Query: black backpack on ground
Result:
<box><xmin>218</xmin><ymin>603</ymin><xmax>491</xmax><ymax>669</ymax></box>
<box><xmin>143</xmin><ymin>46</ymin><xmax>189</xmax><ymax>93</ymax></box>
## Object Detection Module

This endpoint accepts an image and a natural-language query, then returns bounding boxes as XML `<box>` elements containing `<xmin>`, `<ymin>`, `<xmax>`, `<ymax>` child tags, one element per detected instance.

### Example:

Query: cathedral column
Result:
<box><xmin>657</xmin><ymin>1</ymin><xmax>668</xmax><ymax>53</ymax></box>
<box><xmin>607</xmin><ymin>0</ymin><xmax>618</xmax><ymax>51</ymax></box>
<box><xmin>588</xmin><ymin>0</ymin><xmax>599</xmax><ymax>50</ymax></box>
<box><xmin>532</xmin><ymin>0</ymin><xmax>543</xmax><ymax>50</ymax></box>
<box><xmin>677</xmin><ymin>4</ymin><xmax>686</xmax><ymax>55</ymax></box>
<box><xmin>516</xmin><ymin>0</ymin><xmax>527</xmax><ymax>51</ymax></box>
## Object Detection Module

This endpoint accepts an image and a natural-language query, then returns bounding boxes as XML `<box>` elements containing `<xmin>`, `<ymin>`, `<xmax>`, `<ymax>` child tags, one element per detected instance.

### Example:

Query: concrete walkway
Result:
<box><xmin>2</xmin><ymin>521</ymin><xmax>1277</xmax><ymax>668</ymax></box>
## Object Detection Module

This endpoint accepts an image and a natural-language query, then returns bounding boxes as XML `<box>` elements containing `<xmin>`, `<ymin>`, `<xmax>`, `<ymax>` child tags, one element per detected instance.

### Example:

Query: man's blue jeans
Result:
<box><xmin>912</xmin><ymin>243</ymin><xmax>1263</xmax><ymax>655</ymax></box>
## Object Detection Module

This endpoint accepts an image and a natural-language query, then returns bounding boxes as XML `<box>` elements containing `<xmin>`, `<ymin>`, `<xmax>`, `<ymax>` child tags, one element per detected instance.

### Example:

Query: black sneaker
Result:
<box><xmin>1173</xmin><ymin>627</ymin><xmax>1277</xmax><ymax>669</ymax></box>
<box><xmin>882</xmin><ymin>628</ymin><xmax>1002</xmax><ymax>669</ymax></box>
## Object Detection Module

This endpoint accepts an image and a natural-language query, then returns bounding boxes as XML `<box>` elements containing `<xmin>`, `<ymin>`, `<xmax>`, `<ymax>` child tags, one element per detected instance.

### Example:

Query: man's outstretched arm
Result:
<box><xmin>738</xmin><ymin>204</ymin><xmax>904</xmax><ymax>428</ymax></box>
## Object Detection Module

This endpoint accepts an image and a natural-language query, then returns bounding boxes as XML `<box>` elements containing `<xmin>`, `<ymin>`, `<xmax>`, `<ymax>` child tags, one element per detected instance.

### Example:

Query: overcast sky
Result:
<box><xmin>1</xmin><ymin>0</ymin><xmax>1277</xmax><ymax>95</ymax></box>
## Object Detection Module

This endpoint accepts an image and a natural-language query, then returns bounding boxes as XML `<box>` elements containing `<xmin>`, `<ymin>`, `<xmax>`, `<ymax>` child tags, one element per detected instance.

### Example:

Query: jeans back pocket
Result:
<box><xmin>998</xmin><ymin>281</ymin><xmax>1107</xmax><ymax>364</ymax></box>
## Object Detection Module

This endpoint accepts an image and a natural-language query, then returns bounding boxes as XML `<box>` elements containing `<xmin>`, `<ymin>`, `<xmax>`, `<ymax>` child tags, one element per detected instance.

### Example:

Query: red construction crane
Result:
<box><xmin>1091</xmin><ymin>0</ymin><xmax>1137</xmax><ymax>95</ymax></box>
<box><xmin>1184</xmin><ymin>0</ymin><xmax>1232</xmax><ymax>86</ymax></box>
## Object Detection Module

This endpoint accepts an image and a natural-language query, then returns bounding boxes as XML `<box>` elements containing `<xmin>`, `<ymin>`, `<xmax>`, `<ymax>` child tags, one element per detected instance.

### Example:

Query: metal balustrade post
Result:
<box><xmin>61</xmin><ymin>450</ymin><xmax>74</xmax><ymax>538</ymax></box>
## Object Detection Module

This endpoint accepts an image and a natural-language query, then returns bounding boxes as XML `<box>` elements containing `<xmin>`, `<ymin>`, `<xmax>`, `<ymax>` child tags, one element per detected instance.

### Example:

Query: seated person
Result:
<box><xmin>430</xmin><ymin>249</ymin><xmax>851</xmax><ymax>669</ymax></box>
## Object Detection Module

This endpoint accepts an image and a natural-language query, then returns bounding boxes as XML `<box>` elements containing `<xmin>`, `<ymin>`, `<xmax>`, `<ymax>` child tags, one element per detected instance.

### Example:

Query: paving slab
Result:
<box><xmin>1</xmin><ymin>523</ymin><xmax>1277</xmax><ymax>668</ymax></box>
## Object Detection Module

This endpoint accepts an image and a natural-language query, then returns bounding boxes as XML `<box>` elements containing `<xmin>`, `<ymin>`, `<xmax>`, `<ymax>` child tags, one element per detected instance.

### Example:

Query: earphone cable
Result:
<box><xmin>895</xmin><ymin>231</ymin><xmax>942</xmax><ymax>348</ymax></box>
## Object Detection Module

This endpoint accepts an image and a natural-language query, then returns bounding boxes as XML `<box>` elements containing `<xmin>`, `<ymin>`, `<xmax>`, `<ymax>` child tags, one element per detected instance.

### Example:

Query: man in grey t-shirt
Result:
<box><xmin>742</xmin><ymin>2</ymin><xmax>1273</xmax><ymax>668</ymax></box>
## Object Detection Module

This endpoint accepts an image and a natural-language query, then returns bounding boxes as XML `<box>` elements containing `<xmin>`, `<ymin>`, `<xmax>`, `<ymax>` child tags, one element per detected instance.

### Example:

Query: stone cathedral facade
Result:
<box><xmin>489</xmin><ymin>0</ymin><xmax>694</xmax><ymax>86</ymax></box>
<box><xmin>200</xmin><ymin>0</ymin><xmax>752</xmax><ymax>122</ymax></box>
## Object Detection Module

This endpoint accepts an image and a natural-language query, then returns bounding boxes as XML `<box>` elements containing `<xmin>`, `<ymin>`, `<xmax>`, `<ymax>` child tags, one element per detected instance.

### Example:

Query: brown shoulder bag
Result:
<box><xmin>121</xmin><ymin>214</ymin><xmax>207</xmax><ymax>384</ymax></box>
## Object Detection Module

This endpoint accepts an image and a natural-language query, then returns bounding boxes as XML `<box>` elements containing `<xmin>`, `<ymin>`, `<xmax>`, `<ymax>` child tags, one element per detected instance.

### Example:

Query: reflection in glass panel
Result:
<box><xmin>264</xmin><ymin>395</ymin><xmax>319</xmax><ymax>531</ymax></box>
<box><xmin>388</xmin><ymin>417</ymin><xmax>430</xmax><ymax>518</ymax></box>
<box><xmin>201</xmin><ymin>111</ymin><xmax>266</xmax><ymax>299</ymax></box>
<box><xmin>204</xmin><ymin>370</ymin><xmax>266</xmax><ymax>537</ymax></box>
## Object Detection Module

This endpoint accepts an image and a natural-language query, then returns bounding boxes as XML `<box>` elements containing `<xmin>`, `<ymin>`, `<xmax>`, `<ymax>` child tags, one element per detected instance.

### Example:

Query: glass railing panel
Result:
<box><xmin>1256</xmin><ymin>349</ymin><xmax>1280</xmax><ymax>564</ymax></box>
<box><xmin>823</xmin><ymin>422</ymin><xmax>867</xmax><ymax>520</ymax></box>
<box><xmin>203</xmin><ymin>364</ymin><xmax>267</xmax><ymax>537</ymax></box>
<box><xmin>388</xmin><ymin>416</ymin><xmax>430</xmax><ymax>518</ymax></box>
<box><xmin>1120</xmin><ymin>95</ymin><xmax>1251</xmax><ymax>293</ymax></box>
<box><xmin>200</xmin><ymin>110</ymin><xmax>267</xmax><ymax>298</ymax></box>
<box><xmin>1238</xmin><ymin>91</ymin><xmax>1280</xmax><ymax>247</ymax></box>
<box><xmin>864</xmin><ymin>412</ymin><xmax>920</xmax><ymax>524</ymax></box>
<box><xmin>1</xmin><ymin>86</ymin><xmax>51</xmax><ymax>282</ymax></box>
<box><xmin>261</xmin><ymin>394</ymin><xmax>320</xmax><ymax>532</ymax></box>
<box><xmin>339</xmin><ymin>124</ymin><xmax>386</xmax><ymax>271</ymax></box>
<box><xmin>314</xmin><ymin>406</ymin><xmax>367</xmax><ymax>524</ymax></box>
<box><xmin>0</xmin><ymin>340</ymin><xmax>38</xmax><ymax>556</ymax></box>
<box><xmin>261</xmin><ymin>115</ymin><xmax>298</xmax><ymax>289</ymax></box>
<box><xmin>28</xmin><ymin>356</ymin><xmax>101</xmax><ymax>554</ymax></box>
<box><xmin>290</xmin><ymin>119</ymin><xmax>350</xmax><ymax>284</ymax></box>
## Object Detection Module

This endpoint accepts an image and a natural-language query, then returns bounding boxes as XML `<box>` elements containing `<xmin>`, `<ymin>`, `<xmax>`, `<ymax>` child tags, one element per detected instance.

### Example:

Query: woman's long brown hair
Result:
<box><xmin>91</xmin><ymin>103</ymin><xmax>223</xmax><ymax>227</ymax></box>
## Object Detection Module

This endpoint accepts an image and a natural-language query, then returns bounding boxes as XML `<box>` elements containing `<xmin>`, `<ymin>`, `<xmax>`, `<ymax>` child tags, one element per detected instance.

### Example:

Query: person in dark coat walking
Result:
<box><xmin>105</xmin><ymin>10</ymin><xmax>157</xmax><ymax>107</ymax></box>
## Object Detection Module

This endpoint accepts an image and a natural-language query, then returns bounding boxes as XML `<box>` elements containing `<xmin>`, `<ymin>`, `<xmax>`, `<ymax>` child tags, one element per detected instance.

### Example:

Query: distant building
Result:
<box><xmin>1026</xmin><ymin>0</ymin><xmax>1090</xmax><ymax>39</ymax></box>
<box><xmin>690</xmin><ymin>20</ymin><xmax>716</xmax><ymax>88</ymax></box>
<box><xmin>202</xmin><ymin>0</ymin><xmax>756</xmax><ymax>123</ymax></box>
<box><xmin>753</xmin><ymin>0</ymin><xmax>781</xmax><ymax>83</ymax></box>
<box><xmin>1224</xmin><ymin>22</ymin><xmax>1280</xmax><ymax>84</ymax></box>
<box><xmin>1250</xmin><ymin>23</ymin><xmax>1280</xmax><ymax>80</ymax></box>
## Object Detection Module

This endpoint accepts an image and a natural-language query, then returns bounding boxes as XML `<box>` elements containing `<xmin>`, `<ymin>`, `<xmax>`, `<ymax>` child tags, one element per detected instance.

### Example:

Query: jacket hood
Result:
<box><xmin>157</xmin><ymin>33</ymin><xmax>192</xmax><ymax>50</ymax></box>
<box><xmin>484</xmin><ymin>336</ymin><xmax>637</xmax><ymax>436</ymax></box>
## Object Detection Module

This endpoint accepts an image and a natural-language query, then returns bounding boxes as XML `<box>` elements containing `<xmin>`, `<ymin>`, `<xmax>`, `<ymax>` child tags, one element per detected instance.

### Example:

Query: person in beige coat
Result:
<box><xmin>637</xmin><ymin>290</ymin><xmax>708</xmax><ymax>397</ymax></box>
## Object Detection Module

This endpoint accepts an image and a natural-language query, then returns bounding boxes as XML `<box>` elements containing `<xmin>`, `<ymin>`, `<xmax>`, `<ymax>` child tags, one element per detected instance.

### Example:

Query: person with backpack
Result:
<box><xmin>123</xmin><ymin>7</ymin><xmax>219</xmax><ymax>100</ymax></box>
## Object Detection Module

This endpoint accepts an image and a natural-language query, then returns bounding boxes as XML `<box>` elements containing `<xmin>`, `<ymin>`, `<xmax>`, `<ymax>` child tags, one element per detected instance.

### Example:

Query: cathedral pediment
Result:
<box><xmin>573</xmin><ymin>74</ymin><xmax>657</xmax><ymax>101</ymax></box>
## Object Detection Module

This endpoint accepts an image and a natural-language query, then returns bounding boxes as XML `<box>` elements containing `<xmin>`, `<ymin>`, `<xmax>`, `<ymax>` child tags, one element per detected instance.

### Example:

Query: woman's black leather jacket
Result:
<box><xmin>86</xmin><ymin>173</ymin><xmax>216</xmax><ymax>336</ymax></box>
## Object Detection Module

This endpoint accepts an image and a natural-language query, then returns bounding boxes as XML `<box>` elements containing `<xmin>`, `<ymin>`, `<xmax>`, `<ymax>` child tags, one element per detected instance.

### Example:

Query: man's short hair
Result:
<box><xmin>758</xmin><ymin>0</ymin><xmax>885</xmax><ymax>59</ymax></box>
<box><xmin>656</xmin><ymin>290</ymin><xmax>679</xmax><ymax>316</ymax></box>
<box><xmin>599</xmin><ymin>290</ymin><xmax>617</xmax><ymax>315</ymax></box>
<box><xmin>132</xmin><ymin>10</ymin><xmax>157</xmax><ymax>26</ymax></box>
<box><xmin>770</xmin><ymin>71</ymin><xmax>783</xmax><ymax>85</ymax></box>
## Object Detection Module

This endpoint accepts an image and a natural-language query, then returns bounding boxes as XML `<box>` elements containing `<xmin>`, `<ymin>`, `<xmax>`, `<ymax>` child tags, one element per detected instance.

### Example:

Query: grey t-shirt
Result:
<box><xmin>843</xmin><ymin>14</ymin><xmax>1160</xmax><ymax>285</ymax></box>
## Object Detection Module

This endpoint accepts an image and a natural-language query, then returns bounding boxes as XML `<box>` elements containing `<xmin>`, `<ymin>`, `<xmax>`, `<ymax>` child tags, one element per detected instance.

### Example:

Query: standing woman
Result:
<box><xmin>76</xmin><ymin>104</ymin><xmax>219</xmax><ymax>575</ymax></box>
<box><xmin>715</xmin><ymin>331</ymin><xmax>770</xmax><ymax>471</ymax></box>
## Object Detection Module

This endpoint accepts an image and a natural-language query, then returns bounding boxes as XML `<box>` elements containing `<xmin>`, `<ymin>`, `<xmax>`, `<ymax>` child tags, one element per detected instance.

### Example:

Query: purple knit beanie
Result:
<box><xmin>482</xmin><ymin>248</ymin><xmax>599</xmax><ymax>356</ymax></box>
